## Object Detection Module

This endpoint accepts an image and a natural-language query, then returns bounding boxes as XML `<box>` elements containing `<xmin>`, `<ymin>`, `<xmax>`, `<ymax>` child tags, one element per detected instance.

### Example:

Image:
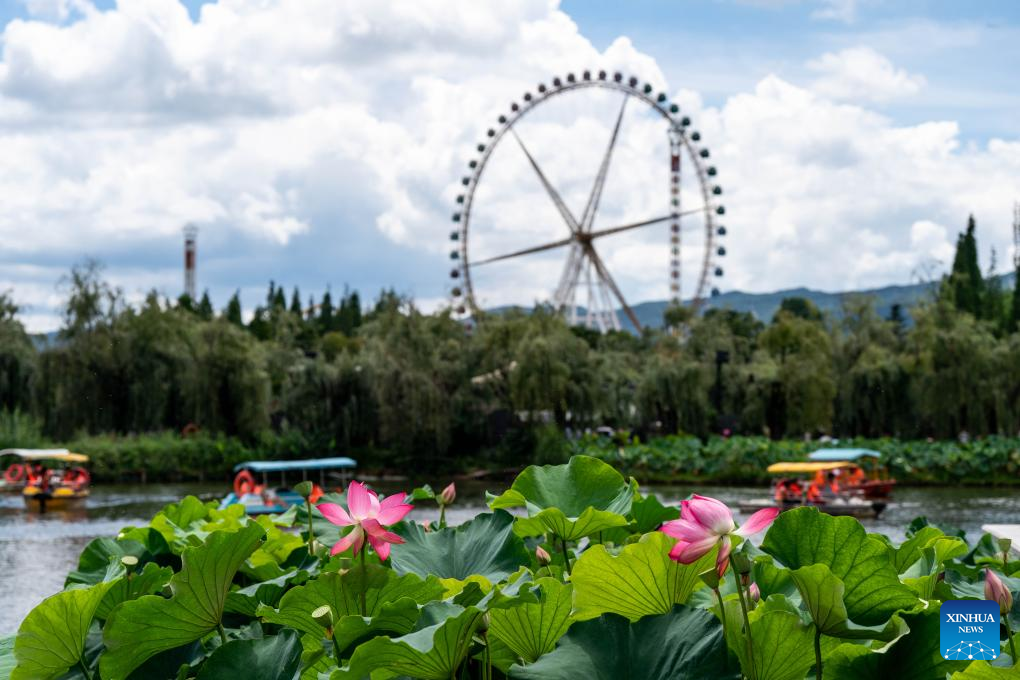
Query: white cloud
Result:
<box><xmin>811</xmin><ymin>0</ymin><xmax>859</xmax><ymax>24</ymax></box>
<box><xmin>808</xmin><ymin>47</ymin><xmax>925</xmax><ymax>103</ymax></box>
<box><xmin>0</xmin><ymin>1</ymin><xmax>1016</xmax><ymax>332</ymax></box>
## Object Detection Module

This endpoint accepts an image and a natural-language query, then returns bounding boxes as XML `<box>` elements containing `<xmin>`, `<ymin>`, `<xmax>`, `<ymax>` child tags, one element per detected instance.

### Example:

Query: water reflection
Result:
<box><xmin>1</xmin><ymin>481</ymin><xmax>1018</xmax><ymax>635</ymax></box>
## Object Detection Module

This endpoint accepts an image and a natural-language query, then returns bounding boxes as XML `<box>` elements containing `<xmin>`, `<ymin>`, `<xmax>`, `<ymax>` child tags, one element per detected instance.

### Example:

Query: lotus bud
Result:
<box><xmin>730</xmin><ymin>552</ymin><xmax>752</xmax><ymax>576</ymax></box>
<box><xmin>294</xmin><ymin>481</ymin><xmax>314</xmax><ymax>500</ymax></box>
<box><xmin>985</xmin><ymin>569</ymin><xmax>1013</xmax><ymax>616</ymax></box>
<box><xmin>439</xmin><ymin>482</ymin><xmax>456</xmax><ymax>506</ymax></box>
<box><xmin>479</xmin><ymin>612</ymin><xmax>490</xmax><ymax>633</ymax></box>
<box><xmin>698</xmin><ymin>567</ymin><xmax>720</xmax><ymax>590</ymax></box>
<box><xmin>312</xmin><ymin>605</ymin><xmax>334</xmax><ymax>630</ymax></box>
<box><xmin>749</xmin><ymin>582</ymin><xmax>760</xmax><ymax>604</ymax></box>
<box><xmin>421</xmin><ymin>519</ymin><xmax>432</xmax><ymax>532</ymax></box>
<box><xmin>536</xmin><ymin>545</ymin><xmax>552</xmax><ymax>566</ymax></box>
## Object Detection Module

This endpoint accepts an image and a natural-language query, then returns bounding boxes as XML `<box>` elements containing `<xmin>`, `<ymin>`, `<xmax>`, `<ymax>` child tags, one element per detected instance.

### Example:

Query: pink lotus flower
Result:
<box><xmin>748</xmin><ymin>582</ymin><xmax>761</xmax><ymax>604</ymax></box>
<box><xmin>439</xmin><ymin>482</ymin><xmax>456</xmax><ymax>506</ymax></box>
<box><xmin>985</xmin><ymin>568</ymin><xmax>1013</xmax><ymax>615</ymax></box>
<box><xmin>660</xmin><ymin>494</ymin><xmax>778</xmax><ymax>576</ymax></box>
<box><xmin>317</xmin><ymin>481</ymin><xmax>413</xmax><ymax>560</ymax></box>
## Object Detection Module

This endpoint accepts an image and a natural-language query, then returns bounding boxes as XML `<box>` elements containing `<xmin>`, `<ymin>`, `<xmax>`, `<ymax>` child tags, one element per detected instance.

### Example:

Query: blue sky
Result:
<box><xmin>0</xmin><ymin>0</ymin><xmax>1017</xmax><ymax>331</ymax></box>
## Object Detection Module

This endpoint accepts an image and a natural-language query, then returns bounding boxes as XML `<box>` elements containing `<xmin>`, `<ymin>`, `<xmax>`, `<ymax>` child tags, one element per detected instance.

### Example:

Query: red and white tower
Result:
<box><xmin>184</xmin><ymin>225</ymin><xmax>198</xmax><ymax>300</ymax></box>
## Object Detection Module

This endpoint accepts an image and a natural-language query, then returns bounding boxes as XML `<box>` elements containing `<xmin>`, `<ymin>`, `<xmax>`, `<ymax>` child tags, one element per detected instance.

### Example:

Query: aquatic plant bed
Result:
<box><xmin>1</xmin><ymin>455</ymin><xmax>1017</xmax><ymax>679</ymax></box>
<box><xmin>574</xmin><ymin>434</ymin><xmax>1020</xmax><ymax>486</ymax></box>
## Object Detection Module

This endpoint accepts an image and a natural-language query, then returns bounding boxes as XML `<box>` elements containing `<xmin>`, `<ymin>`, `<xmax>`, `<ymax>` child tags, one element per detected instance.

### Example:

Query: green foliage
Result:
<box><xmin>389</xmin><ymin>511</ymin><xmax>531</xmax><ymax>583</ymax></box>
<box><xmin>6</xmin><ymin>252</ymin><xmax>1020</xmax><ymax>469</ymax></box>
<box><xmin>12</xmin><ymin>580</ymin><xmax>114</xmax><ymax>679</ymax></box>
<box><xmin>488</xmin><ymin>578</ymin><xmax>573</xmax><ymax>664</ymax></box>
<box><xmin>488</xmin><ymin>455</ymin><xmax>633</xmax><ymax>540</ymax></box>
<box><xmin>195</xmin><ymin>629</ymin><xmax>302</xmax><ymax>680</ymax></box>
<box><xmin>762</xmin><ymin>507</ymin><xmax>919</xmax><ymax>625</ymax></box>
<box><xmin>571</xmin><ymin>532</ymin><xmax>715</xmax><ymax>621</ymax></box>
<box><xmin>509</xmin><ymin>605</ymin><xmax>735</xmax><ymax>680</ymax></box>
<box><xmin>101</xmin><ymin>523</ymin><xmax>266</xmax><ymax>678</ymax></box>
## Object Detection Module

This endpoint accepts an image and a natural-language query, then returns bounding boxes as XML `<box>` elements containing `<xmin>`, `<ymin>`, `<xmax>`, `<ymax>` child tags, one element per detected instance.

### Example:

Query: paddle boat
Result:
<box><xmin>807</xmin><ymin>448</ymin><xmax>896</xmax><ymax>499</ymax></box>
<box><xmin>737</xmin><ymin>460</ymin><xmax>888</xmax><ymax>519</ymax></box>
<box><xmin>219</xmin><ymin>457</ymin><xmax>357</xmax><ymax>515</ymax></box>
<box><xmin>8</xmin><ymin>450</ymin><xmax>92</xmax><ymax>512</ymax></box>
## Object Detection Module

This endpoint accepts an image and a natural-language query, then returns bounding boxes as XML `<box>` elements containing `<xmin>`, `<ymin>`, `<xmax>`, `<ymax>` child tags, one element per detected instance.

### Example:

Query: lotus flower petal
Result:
<box><xmin>376</xmin><ymin>494</ymin><xmax>414</xmax><ymax>525</ymax></box>
<box><xmin>317</xmin><ymin>502</ymin><xmax>354</xmax><ymax>527</ymax></box>
<box><xmin>661</xmin><ymin>517</ymin><xmax>715</xmax><ymax>543</ymax></box>
<box><xmin>684</xmin><ymin>495</ymin><xmax>735</xmax><ymax>535</ymax></box>
<box><xmin>347</xmin><ymin>481</ymin><xmax>376</xmax><ymax>521</ymax></box>
<box><xmin>732</xmin><ymin>507</ymin><xmax>779</xmax><ymax>538</ymax></box>
<box><xmin>667</xmin><ymin>534</ymin><xmax>720</xmax><ymax>564</ymax></box>
<box><xmin>715</xmin><ymin>536</ymin><xmax>732</xmax><ymax>577</ymax></box>
<box><xmin>331</xmin><ymin>525</ymin><xmax>364</xmax><ymax>556</ymax></box>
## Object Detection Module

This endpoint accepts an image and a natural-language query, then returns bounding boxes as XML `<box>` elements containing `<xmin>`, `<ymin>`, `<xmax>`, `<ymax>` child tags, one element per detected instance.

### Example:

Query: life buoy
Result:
<box><xmin>234</xmin><ymin>469</ymin><xmax>256</xmax><ymax>496</ymax></box>
<box><xmin>3</xmin><ymin>463</ymin><xmax>26</xmax><ymax>484</ymax></box>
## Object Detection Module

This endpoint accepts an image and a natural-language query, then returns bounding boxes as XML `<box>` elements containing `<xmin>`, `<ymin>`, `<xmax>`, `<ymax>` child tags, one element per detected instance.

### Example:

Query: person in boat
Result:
<box><xmin>774</xmin><ymin>478</ymin><xmax>804</xmax><ymax>503</ymax></box>
<box><xmin>828</xmin><ymin>470</ymin><xmax>841</xmax><ymax>495</ymax></box>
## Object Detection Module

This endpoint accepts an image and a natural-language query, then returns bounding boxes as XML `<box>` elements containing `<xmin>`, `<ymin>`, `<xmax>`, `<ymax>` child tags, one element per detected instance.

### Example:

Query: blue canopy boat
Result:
<box><xmin>219</xmin><ymin>457</ymin><xmax>357</xmax><ymax>515</ymax></box>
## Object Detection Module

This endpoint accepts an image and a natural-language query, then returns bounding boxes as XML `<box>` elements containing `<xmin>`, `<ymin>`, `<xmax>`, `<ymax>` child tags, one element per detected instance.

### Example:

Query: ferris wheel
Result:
<box><xmin>447</xmin><ymin>69</ymin><xmax>727</xmax><ymax>332</ymax></box>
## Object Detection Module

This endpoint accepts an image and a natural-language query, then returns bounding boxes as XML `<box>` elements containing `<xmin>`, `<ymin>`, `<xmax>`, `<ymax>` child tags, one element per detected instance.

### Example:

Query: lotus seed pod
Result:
<box><xmin>312</xmin><ymin>605</ymin><xmax>334</xmax><ymax>629</ymax></box>
<box><xmin>294</xmin><ymin>481</ymin><xmax>314</xmax><ymax>499</ymax></box>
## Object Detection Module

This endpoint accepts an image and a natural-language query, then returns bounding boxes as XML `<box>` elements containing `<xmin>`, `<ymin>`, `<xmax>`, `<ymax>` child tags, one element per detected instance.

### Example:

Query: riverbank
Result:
<box><xmin>571</xmin><ymin>433</ymin><xmax>1020</xmax><ymax>486</ymax></box>
<box><xmin>20</xmin><ymin>431</ymin><xmax>1020</xmax><ymax>486</ymax></box>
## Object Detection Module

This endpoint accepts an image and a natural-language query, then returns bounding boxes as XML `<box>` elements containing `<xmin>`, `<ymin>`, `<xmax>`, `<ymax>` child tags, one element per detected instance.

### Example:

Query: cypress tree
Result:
<box><xmin>320</xmin><ymin>290</ymin><xmax>334</xmax><ymax>332</ymax></box>
<box><xmin>224</xmin><ymin>291</ymin><xmax>243</xmax><ymax>326</ymax></box>
<box><xmin>290</xmin><ymin>287</ymin><xmax>302</xmax><ymax>316</ymax></box>
<box><xmin>948</xmin><ymin>215</ymin><xmax>984</xmax><ymax>317</ymax></box>
<box><xmin>197</xmin><ymin>291</ymin><xmax>214</xmax><ymax>320</ymax></box>
<box><xmin>1010</xmin><ymin>267</ymin><xmax>1020</xmax><ymax>333</ymax></box>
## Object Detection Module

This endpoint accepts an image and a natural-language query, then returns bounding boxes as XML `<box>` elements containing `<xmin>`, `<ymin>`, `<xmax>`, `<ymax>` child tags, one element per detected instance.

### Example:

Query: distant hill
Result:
<box><xmin>629</xmin><ymin>271</ymin><xmax>1016</xmax><ymax>329</ymax></box>
<box><xmin>491</xmin><ymin>271</ymin><xmax>1017</xmax><ymax>331</ymax></box>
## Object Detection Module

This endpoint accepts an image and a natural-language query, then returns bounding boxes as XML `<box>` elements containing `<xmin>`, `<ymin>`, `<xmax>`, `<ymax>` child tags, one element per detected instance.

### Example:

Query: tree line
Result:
<box><xmin>0</xmin><ymin>216</ymin><xmax>1017</xmax><ymax>469</ymax></box>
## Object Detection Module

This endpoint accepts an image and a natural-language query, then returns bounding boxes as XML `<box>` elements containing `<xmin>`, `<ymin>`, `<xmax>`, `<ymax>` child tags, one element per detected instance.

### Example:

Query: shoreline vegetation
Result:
<box><xmin>18</xmin><ymin>429</ymin><xmax>1020</xmax><ymax>487</ymax></box>
<box><xmin>0</xmin><ymin>219</ymin><xmax>1016</xmax><ymax>485</ymax></box>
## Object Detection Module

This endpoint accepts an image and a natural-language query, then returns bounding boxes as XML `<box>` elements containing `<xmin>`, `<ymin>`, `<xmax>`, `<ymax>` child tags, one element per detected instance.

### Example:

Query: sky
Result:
<box><xmin>0</xmin><ymin>0</ymin><xmax>1018</xmax><ymax>331</ymax></box>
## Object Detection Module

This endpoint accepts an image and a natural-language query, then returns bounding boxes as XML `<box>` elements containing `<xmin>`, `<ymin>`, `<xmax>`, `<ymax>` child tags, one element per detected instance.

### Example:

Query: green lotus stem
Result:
<box><xmin>483</xmin><ymin>630</ymin><xmax>492</xmax><ymax>680</ymax></box>
<box><xmin>1006</xmin><ymin>618</ymin><xmax>1017</xmax><ymax>665</ymax></box>
<box><xmin>731</xmin><ymin>568</ymin><xmax>757</xmax><ymax>680</ymax></box>
<box><xmin>77</xmin><ymin>658</ymin><xmax>94</xmax><ymax>680</ymax></box>
<box><xmin>714</xmin><ymin>587</ymin><xmax>728</xmax><ymax>670</ymax></box>
<box><xmin>439</xmin><ymin>504</ymin><xmax>447</xmax><ymax>529</ymax></box>
<box><xmin>560</xmin><ymin>537</ymin><xmax>572</xmax><ymax>576</ymax></box>
<box><xmin>331</xmin><ymin>630</ymin><xmax>343</xmax><ymax>662</ymax></box>
<box><xmin>814</xmin><ymin>627</ymin><xmax>823</xmax><ymax>680</ymax></box>
<box><xmin>359</xmin><ymin>548</ymin><xmax>367</xmax><ymax>617</ymax></box>
<box><xmin>217</xmin><ymin>623</ymin><xmax>228</xmax><ymax>645</ymax></box>
<box><xmin>305</xmin><ymin>498</ymin><xmax>316</xmax><ymax>556</ymax></box>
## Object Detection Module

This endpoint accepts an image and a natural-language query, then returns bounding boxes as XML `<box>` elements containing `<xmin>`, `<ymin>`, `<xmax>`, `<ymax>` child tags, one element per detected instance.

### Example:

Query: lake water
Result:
<box><xmin>1</xmin><ymin>480</ymin><xmax>1018</xmax><ymax>635</ymax></box>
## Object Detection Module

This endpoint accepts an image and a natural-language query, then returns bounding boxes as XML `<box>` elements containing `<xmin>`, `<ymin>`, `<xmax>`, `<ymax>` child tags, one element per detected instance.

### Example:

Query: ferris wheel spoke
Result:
<box><xmin>587</xmin><ymin>208</ymin><xmax>707</xmax><ymax>241</ymax></box>
<box><xmin>509</xmin><ymin>128</ymin><xmax>580</xmax><ymax>234</ymax></box>
<box><xmin>584</xmin><ymin>244</ymin><xmax>642</xmax><ymax>332</ymax></box>
<box><xmin>471</xmin><ymin>234</ymin><xmax>574</xmax><ymax>267</ymax></box>
<box><xmin>580</xmin><ymin>96</ymin><xmax>628</xmax><ymax>233</ymax></box>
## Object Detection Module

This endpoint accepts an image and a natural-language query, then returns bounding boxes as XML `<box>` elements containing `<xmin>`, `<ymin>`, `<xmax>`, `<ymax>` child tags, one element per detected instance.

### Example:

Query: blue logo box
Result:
<box><xmin>940</xmin><ymin>600</ymin><xmax>1000</xmax><ymax>661</ymax></box>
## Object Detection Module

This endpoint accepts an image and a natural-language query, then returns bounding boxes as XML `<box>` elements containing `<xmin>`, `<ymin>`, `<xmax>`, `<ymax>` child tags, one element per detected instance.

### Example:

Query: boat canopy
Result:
<box><xmin>234</xmin><ymin>457</ymin><xmax>357</xmax><ymax>473</ymax></box>
<box><xmin>767</xmin><ymin>461</ymin><xmax>852</xmax><ymax>474</ymax></box>
<box><xmin>0</xmin><ymin>448</ymin><xmax>89</xmax><ymax>463</ymax></box>
<box><xmin>807</xmin><ymin>448</ymin><xmax>881</xmax><ymax>462</ymax></box>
